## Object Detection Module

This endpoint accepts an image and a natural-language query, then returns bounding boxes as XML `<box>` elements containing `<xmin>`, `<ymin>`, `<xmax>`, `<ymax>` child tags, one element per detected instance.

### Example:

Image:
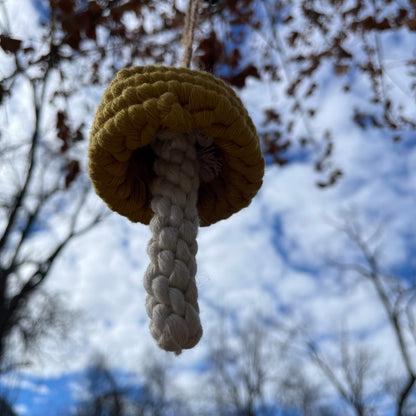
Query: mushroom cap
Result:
<box><xmin>88</xmin><ymin>66</ymin><xmax>265</xmax><ymax>226</ymax></box>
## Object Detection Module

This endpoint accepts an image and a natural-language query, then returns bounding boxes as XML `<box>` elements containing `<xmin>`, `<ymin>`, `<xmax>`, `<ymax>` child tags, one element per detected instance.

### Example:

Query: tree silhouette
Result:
<box><xmin>0</xmin><ymin>397</ymin><xmax>17</xmax><ymax>416</ymax></box>
<box><xmin>282</xmin><ymin>214</ymin><xmax>416</xmax><ymax>416</ymax></box>
<box><xmin>73</xmin><ymin>355</ymin><xmax>190</xmax><ymax>416</ymax></box>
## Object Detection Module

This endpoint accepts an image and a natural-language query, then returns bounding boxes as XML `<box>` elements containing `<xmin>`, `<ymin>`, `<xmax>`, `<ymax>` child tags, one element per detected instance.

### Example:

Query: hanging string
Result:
<box><xmin>181</xmin><ymin>0</ymin><xmax>200</xmax><ymax>68</ymax></box>
<box><xmin>143</xmin><ymin>0</ymin><xmax>204</xmax><ymax>353</ymax></box>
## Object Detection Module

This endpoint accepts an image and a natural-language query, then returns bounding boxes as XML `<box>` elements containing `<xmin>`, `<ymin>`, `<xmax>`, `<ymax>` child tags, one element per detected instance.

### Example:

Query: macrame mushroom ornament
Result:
<box><xmin>88</xmin><ymin>0</ymin><xmax>264</xmax><ymax>355</ymax></box>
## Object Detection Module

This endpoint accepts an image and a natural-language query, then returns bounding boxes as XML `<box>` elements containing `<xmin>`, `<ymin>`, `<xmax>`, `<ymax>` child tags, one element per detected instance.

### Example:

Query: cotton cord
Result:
<box><xmin>181</xmin><ymin>0</ymin><xmax>200</xmax><ymax>68</ymax></box>
<box><xmin>143</xmin><ymin>0</ymin><xmax>204</xmax><ymax>353</ymax></box>
<box><xmin>143</xmin><ymin>131</ymin><xmax>202</xmax><ymax>354</ymax></box>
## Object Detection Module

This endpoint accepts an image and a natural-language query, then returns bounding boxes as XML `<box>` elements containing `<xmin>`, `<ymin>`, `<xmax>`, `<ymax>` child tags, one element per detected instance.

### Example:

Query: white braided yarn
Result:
<box><xmin>143</xmin><ymin>131</ymin><xmax>202</xmax><ymax>354</ymax></box>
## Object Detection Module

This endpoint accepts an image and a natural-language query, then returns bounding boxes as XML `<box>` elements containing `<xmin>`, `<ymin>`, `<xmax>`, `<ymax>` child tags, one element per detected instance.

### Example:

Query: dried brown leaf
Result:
<box><xmin>65</xmin><ymin>160</ymin><xmax>80</xmax><ymax>188</ymax></box>
<box><xmin>406</xmin><ymin>17</ymin><xmax>416</xmax><ymax>31</ymax></box>
<box><xmin>335</xmin><ymin>63</ymin><xmax>349</xmax><ymax>75</ymax></box>
<box><xmin>0</xmin><ymin>35</ymin><xmax>22</xmax><ymax>54</ymax></box>
<box><xmin>227</xmin><ymin>64</ymin><xmax>260</xmax><ymax>88</ymax></box>
<box><xmin>317</xmin><ymin>169</ymin><xmax>343</xmax><ymax>188</ymax></box>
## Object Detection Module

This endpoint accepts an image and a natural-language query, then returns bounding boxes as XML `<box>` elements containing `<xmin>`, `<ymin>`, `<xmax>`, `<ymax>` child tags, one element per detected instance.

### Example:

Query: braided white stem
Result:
<box><xmin>143</xmin><ymin>131</ymin><xmax>202</xmax><ymax>354</ymax></box>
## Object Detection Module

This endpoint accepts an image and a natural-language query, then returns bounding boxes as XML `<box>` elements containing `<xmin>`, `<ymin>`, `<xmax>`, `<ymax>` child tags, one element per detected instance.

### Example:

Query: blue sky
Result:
<box><xmin>5</xmin><ymin>373</ymin><xmax>83</xmax><ymax>416</ymax></box>
<box><xmin>1</xmin><ymin>0</ymin><xmax>416</xmax><ymax>414</ymax></box>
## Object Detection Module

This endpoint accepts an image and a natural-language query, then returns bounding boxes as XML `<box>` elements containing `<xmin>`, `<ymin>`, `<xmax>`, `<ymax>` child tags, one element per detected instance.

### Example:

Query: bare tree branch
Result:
<box><xmin>6</xmin><ymin>186</ymin><xmax>61</xmax><ymax>271</ymax></box>
<box><xmin>307</xmin><ymin>341</ymin><xmax>354</xmax><ymax>409</ymax></box>
<box><xmin>0</xmin><ymin>68</ymin><xmax>52</xmax><ymax>253</ymax></box>
<box><xmin>329</xmin><ymin>214</ymin><xmax>416</xmax><ymax>415</ymax></box>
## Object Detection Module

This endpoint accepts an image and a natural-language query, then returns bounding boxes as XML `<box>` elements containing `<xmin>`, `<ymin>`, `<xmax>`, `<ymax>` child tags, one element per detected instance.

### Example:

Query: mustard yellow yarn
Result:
<box><xmin>88</xmin><ymin>66</ymin><xmax>264</xmax><ymax>226</ymax></box>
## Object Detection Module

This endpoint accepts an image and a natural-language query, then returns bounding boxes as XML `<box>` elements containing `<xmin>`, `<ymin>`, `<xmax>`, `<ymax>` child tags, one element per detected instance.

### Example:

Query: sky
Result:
<box><xmin>1</xmin><ymin>0</ymin><xmax>416</xmax><ymax>415</ymax></box>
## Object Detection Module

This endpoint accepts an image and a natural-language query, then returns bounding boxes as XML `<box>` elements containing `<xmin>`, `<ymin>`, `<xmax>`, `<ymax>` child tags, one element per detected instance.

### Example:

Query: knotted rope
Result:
<box><xmin>142</xmin><ymin>0</ymin><xmax>207</xmax><ymax>353</ymax></box>
<box><xmin>144</xmin><ymin>131</ymin><xmax>202</xmax><ymax>353</ymax></box>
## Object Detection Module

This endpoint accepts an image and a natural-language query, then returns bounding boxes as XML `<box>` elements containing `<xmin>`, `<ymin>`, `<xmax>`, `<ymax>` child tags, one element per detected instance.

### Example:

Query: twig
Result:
<box><xmin>7</xmin><ymin>187</ymin><xmax>61</xmax><ymax>271</ymax></box>
<box><xmin>259</xmin><ymin>0</ymin><xmax>317</xmax><ymax>145</ymax></box>
<box><xmin>0</xmin><ymin>66</ymin><xmax>52</xmax><ymax>253</ymax></box>
<box><xmin>181</xmin><ymin>0</ymin><xmax>200</xmax><ymax>68</ymax></box>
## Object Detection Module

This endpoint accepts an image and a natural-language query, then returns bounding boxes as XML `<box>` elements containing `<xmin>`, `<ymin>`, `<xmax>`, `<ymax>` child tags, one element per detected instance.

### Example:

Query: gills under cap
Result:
<box><xmin>88</xmin><ymin>65</ymin><xmax>264</xmax><ymax>226</ymax></box>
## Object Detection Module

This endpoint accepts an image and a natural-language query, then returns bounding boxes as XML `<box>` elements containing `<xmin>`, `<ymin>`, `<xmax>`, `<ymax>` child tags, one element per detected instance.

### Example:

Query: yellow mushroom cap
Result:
<box><xmin>88</xmin><ymin>66</ymin><xmax>265</xmax><ymax>226</ymax></box>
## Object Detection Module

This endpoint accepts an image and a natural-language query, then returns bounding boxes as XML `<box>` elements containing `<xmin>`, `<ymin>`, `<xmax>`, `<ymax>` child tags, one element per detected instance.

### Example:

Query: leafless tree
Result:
<box><xmin>0</xmin><ymin>0</ymin><xmax>113</xmax><ymax>371</ymax></box>
<box><xmin>292</xmin><ymin>214</ymin><xmax>416</xmax><ymax>416</ymax></box>
<box><xmin>203</xmin><ymin>317</ymin><xmax>277</xmax><ymax>416</ymax></box>
<box><xmin>0</xmin><ymin>106</ymin><xmax>103</xmax><ymax>369</ymax></box>
<box><xmin>199</xmin><ymin>226</ymin><xmax>415</xmax><ymax>416</ymax></box>
<box><xmin>277</xmin><ymin>362</ymin><xmax>337</xmax><ymax>416</ymax></box>
<box><xmin>333</xmin><ymin>215</ymin><xmax>416</xmax><ymax>415</ymax></box>
<box><xmin>137</xmin><ymin>356</ymin><xmax>192</xmax><ymax>416</ymax></box>
<box><xmin>305</xmin><ymin>334</ymin><xmax>378</xmax><ymax>416</ymax></box>
<box><xmin>73</xmin><ymin>354</ymin><xmax>190</xmax><ymax>416</ymax></box>
<box><xmin>224</xmin><ymin>214</ymin><xmax>416</xmax><ymax>416</ymax></box>
<box><xmin>201</xmin><ymin>314</ymin><xmax>344</xmax><ymax>416</ymax></box>
<box><xmin>74</xmin><ymin>356</ymin><xmax>125</xmax><ymax>416</ymax></box>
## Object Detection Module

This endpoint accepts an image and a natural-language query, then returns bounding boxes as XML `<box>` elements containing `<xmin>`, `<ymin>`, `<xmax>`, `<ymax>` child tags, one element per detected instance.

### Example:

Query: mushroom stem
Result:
<box><xmin>143</xmin><ymin>131</ymin><xmax>202</xmax><ymax>354</ymax></box>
